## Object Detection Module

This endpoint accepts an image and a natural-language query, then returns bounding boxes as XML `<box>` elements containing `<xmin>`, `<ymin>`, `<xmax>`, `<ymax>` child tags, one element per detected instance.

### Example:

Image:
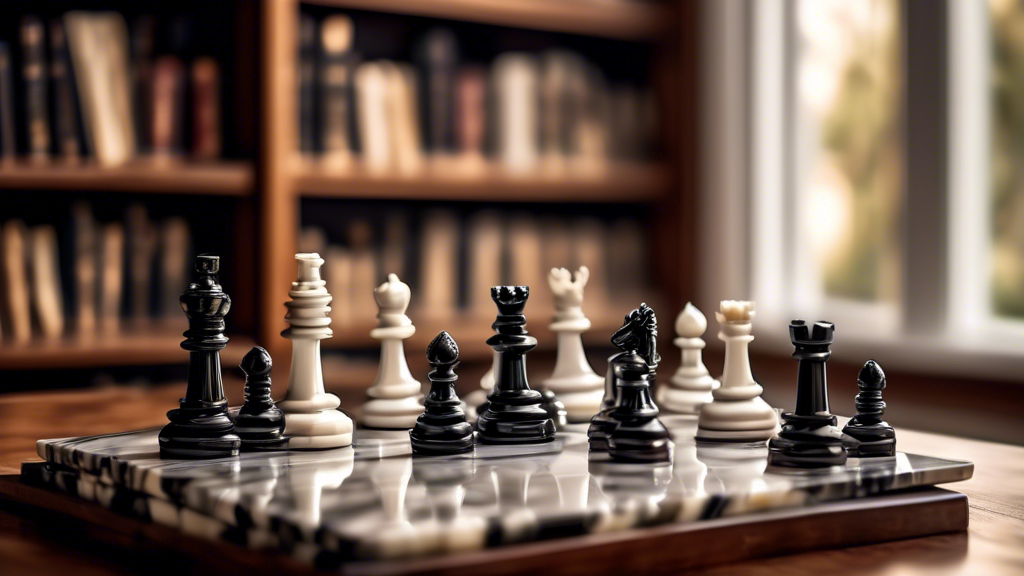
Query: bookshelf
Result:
<box><xmin>1</xmin><ymin>0</ymin><xmax>696</xmax><ymax>390</ymax></box>
<box><xmin>0</xmin><ymin>161</ymin><xmax>254</xmax><ymax>195</ymax></box>
<box><xmin>293</xmin><ymin>160</ymin><xmax>671</xmax><ymax>202</ymax></box>
<box><xmin>300</xmin><ymin>0</ymin><xmax>671</xmax><ymax>40</ymax></box>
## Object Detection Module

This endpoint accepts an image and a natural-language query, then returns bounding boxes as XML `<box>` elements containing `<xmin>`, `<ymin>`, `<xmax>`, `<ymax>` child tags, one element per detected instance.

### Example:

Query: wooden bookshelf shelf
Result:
<box><xmin>300</xmin><ymin>0</ymin><xmax>671</xmax><ymax>41</ymax></box>
<box><xmin>322</xmin><ymin>313</ymin><xmax>624</xmax><ymax>360</ymax></box>
<box><xmin>0</xmin><ymin>330</ymin><xmax>256</xmax><ymax>371</ymax></box>
<box><xmin>294</xmin><ymin>160</ymin><xmax>671</xmax><ymax>202</ymax></box>
<box><xmin>0</xmin><ymin>161</ymin><xmax>254</xmax><ymax>196</ymax></box>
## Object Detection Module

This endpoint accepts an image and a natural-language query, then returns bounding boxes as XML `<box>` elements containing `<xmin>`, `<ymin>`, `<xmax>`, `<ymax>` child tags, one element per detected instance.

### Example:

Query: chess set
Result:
<box><xmin>7</xmin><ymin>253</ymin><xmax>973</xmax><ymax>574</ymax></box>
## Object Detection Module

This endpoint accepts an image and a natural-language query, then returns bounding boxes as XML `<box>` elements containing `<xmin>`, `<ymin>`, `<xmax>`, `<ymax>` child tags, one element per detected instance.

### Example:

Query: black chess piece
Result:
<box><xmin>159</xmin><ymin>255</ymin><xmax>241</xmax><ymax>459</ymax></box>
<box><xmin>589</xmin><ymin>303</ymin><xmax>659</xmax><ymax>452</ymax></box>
<box><xmin>607</xmin><ymin>352</ymin><xmax>672</xmax><ymax>463</ymax></box>
<box><xmin>476</xmin><ymin>286</ymin><xmax>556</xmax><ymax>444</ymax></box>
<box><xmin>842</xmin><ymin>360</ymin><xmax>896</xmax><ymax>457</ymax></box>
<box><xmin>539</xmin><ymin>389</ymin><xmax>568</xmax><ymax>430</ymax></box>
<box><xmin>767</xmin><ymin>320</ymin><xmax>847</xmax><ymax>468</ymax></box>
<box><xmin>235</xmin><ymin>346</ymin><xmax>287</xmax><ymax>451</ymax></box>
<box><xmin>410</xmin><ymin>331</ymin><xmax>475</xmax><ymax>455</ymax></box>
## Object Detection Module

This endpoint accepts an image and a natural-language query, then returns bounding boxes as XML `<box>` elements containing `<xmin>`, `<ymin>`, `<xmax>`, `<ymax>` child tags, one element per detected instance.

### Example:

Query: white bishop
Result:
<box><xmin>362</xmin><ymin>274</ymin><xmax>424</xmax><ymax>429</ymax></box>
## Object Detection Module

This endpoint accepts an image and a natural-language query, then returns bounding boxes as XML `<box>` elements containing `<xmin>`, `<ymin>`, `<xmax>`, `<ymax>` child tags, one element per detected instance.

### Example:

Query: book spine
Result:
<box><xmin>151</xmin><ymin>56</ymin><xmax>185</xmax><ymax>157</ymax></box>
<box><xmin>319</xmin><ymin>16</ymin><xmax>354</xmax><ymax>164</ymax></box>
<box><xmin>0</xmin><ymin>42</ymin><xmax>16</xmax><ymax>160</ymax></box>
<box><xmin>49</xmin><ymin>20</ymin><xmax>81</xmax><ymax>161</ymax></box>
<box><xmin>21</xmin><ymin>16</ymin><xmax>50</xmax><ymax>161</ymax></box>
<box><xmin>298</xmin><ymin>14</ymin><xmax>317</xmax><ymax>156</ymax></box>
<box><xmin>191</xmin><ymin>57</ymin><xmax>221</xmax><ymax>160</ymax></box>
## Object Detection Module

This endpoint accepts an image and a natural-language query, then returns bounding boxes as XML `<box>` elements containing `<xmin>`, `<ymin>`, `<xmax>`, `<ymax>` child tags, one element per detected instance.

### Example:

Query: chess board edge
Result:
<box><xmin>0</xmin><ymin>471</ymin><xmax>968</xmax><ymax>576</ymax></box>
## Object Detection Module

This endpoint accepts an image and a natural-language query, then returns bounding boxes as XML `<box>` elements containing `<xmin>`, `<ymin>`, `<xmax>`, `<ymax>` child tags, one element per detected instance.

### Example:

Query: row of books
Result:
<box><xmin>0</xmin><ymin>13</ymin><xmax>222</xmax><ymax>167</ymax></box>
<box><xmin>298</xmin><ymin>16</ymin><xmax>658</xmax><ymax>175</ymax></box>
<box><xmin>0</xmin><ymin>205</ymin><xmax>191</xmax><ymax>343</ymax></box>
<box><xmin>300</xmin><ymin>210</ymin><xmax>650</xmax><ymax>326</ymax></box>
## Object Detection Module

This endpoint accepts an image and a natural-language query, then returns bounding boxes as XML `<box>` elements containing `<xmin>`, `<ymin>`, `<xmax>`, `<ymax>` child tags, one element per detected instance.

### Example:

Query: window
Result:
<box><xmin>704</xmin><ymin>0</ymin><xmax>1023</xmax><ymax>377</ymax></box>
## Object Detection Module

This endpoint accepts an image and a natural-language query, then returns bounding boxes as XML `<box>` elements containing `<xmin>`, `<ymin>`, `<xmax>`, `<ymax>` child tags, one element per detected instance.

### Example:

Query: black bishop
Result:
<box><xmin>410</xmin><ymin>331</ymin><xmax>474</xmax><ymax>455</ymax></box>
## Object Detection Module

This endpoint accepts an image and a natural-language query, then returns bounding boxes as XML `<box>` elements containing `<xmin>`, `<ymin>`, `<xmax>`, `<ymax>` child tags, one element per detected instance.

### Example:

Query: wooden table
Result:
<box><xmin>0</xmin><ymin>384</ymin><xmax>1021</xmax><ymax>576</ymax></box>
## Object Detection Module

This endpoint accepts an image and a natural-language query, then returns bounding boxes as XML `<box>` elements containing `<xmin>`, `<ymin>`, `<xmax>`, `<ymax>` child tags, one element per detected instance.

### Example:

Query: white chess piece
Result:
<box><xmin>278</xmin><ymin>253</ymin><xmax>354</xmax><ymax>449</ymax></box>
<box><xmin>464</xmin><ymin>355</ymin><xmax>496</xmax><ymax>421</ymax></box>
<box><xmin>541</xmin><ymin>267</ymin><xmax>604</xmax><ymax>422</ymax></box>
<box><xmin>657</xmin><ymin>303</ymin><xmax>719</xmax><ymax>414</ymax></box>
<box><xmin>362</xmin><ymin>274</ymin><xmax>424</xmax><ymax>429</ymax></box>
<box><xmin>696</xmin><ymin>301</ymin><xmax>779</xmax><ymax>441</ymax></box>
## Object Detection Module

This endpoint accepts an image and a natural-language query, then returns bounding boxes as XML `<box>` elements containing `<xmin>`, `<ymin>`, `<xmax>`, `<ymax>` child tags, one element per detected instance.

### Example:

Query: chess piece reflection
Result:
<box><xmin>658</xmin><ymin>303</ymin><xmax>719</xmax><ymax>414</ymax></box>
<box><xmin>696</xmin><ymin>301</ymin><xmax>779</xmax><ymax>442</ymax></box>
<box><xmin>542</xmin><ymin>267</ymin><xmax>606</xmax><ymax>423</ymax></box>
<box><xmin>589</xmin><ymin>460</ymin><xmax>673</xmax><ymax>531</ymax></box>
<box><xmin>412</xmin><ymin>458</ymin><xmax>485</xmax><ymax>553</ymax></box>
<box><xmin>768</xmin><ymin>320</ymin><xmax>847</xmax><ymax>468</ymax></box>
<box><xmin>284</xmin><ymin>450</ymin><xmax>354</xmax><ymax>539</ymax></box>
<box><xmin>363</xmin><ymin>274</ymin><xmax>423</xmax><ymax>429</ymax></box>
<box><xmin>842</xmin><ymin>360</ymin><xmax>897</xmax><ymax>457</ymax></box>
<box><xmin>159</xmin><ymin>255</ymin><xmax>240</xmax><ymax>459</ymax></box>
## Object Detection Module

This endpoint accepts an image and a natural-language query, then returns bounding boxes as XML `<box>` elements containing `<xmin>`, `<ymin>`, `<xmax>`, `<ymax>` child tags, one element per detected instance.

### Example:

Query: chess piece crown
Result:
<box><xmin>180</xmin><ymin>254</ymin><xmax>231</xmax><ymax>352</ymax></box>
<box><xmin>427</xmin><ymin>329</ymin><xmax>459</xmax><ymax>377</ymax></box>
<box><xmin>491</xmin><ymin>285</ymin><xmax>530</xmax><ymax>331</ymax></box>
<box><xmin>371</xmin><ymin>273</ymin><xmax>415</xmax><ymax>339</ymax></box>
<box><xmin>548</xmin><ymin>266</ymin><xmax>590</xmax><ymax>330</ymax></box>
<box><xmin>612</xmin><ymin>302</ymin><xmax>659</xmax><ymax>370</ymax></box>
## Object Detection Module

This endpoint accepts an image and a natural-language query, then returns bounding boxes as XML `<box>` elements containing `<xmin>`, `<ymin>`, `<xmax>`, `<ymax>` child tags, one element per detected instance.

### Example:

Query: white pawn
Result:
<box><xmin>696</xmin><ymin>301</ymin><xmax>779</xmax><ymax>441</ymax></box>
<box><xmin>362</xmin><ymin>274</ymin><xmax>423</xmax><ymax>429</ymax></box>
<box><xmin>278</xmin><ymin>254</ymin><xmax>353</xmax><ymax>449</ymax></box>
<box><xmin>658</xmin><ymin>303</ymin><xmax>719</xmax><ymax>414</ymax></box>
<box><xmin>541</xmin><ymin>267</ymin><xmax>604</xmax><ymax>422</ymax></box>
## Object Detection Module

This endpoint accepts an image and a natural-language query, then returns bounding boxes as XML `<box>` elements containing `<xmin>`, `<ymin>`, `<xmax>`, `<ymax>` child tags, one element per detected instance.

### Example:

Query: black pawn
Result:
<box><xmin>411</xmin><ymin>331</ymin><xmax>474</xmax><ymax>455</ymax></box>
<box><xmin>159</xmin><ymin>255</ymin><xmax>241</xmax><ymax>459</ymax></box>
<box><xmin>589</xmin><ymin>303</ymin><xmax>659</xmax><ymax>452</ymax></box>
<box><xmin>607</xmin><ymin>353</ymin><xmax>672</xmax><ymax>463</ymax></box>
<box><xmin>235</xmin><ymin>346</ymin><xmax>287</xmax><ymax>451</ymax></box>
<box><xmin>768</xmin><ymin>320</ymin><xmax>847</xmax><ymax>468</ymax></box>
<box><xmin>842</xmin><ymin>360</ymin><xmax>896</xmax><ymax>457</ymax></box>
<box><xmin>476</xmin><ymin>286</ymin><xmax>556</xmax><ymax>444</ymax></box>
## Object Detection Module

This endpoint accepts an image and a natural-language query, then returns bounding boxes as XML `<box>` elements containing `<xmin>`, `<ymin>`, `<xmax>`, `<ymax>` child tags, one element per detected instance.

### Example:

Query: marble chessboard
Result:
<box><xmin>17</xmin><ymin>414</ymin><xmax>973</xmax><ymax>573</ymax></box>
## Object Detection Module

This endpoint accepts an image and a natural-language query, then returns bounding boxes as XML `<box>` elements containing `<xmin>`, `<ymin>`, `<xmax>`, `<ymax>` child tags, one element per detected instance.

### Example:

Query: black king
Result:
<box><xmin>476</xmin><ymin>286</ymin><xmax>556</xmax><ymax>444</ymax></box>
<box><xmin>159</xmin><ymin>255</ymin><xmax>241</xmax><ymax>459</ymax></box>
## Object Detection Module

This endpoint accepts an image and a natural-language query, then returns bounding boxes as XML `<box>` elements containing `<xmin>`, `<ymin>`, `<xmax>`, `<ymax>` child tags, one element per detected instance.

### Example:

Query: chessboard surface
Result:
<box><xmin>27</xmin><ymin>414</ymin><xmax>973</xmax><ymax>567</ymax></box>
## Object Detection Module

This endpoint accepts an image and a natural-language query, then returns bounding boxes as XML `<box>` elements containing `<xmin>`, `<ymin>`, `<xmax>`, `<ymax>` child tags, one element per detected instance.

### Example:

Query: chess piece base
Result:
<box><xmin>696</xmin><ymin>396</ymin><xmax>779</xmax><ymax>441</ymax></box>
<box><xmin>283</xmin><ymin>409</ymin><xmax>353</xmax><ymax>449</ymax></box>
<box><xmin>410</xmin><ymin>420</ymin><xmax>475</xmax><ymax>456</ymax></box>
<box><xmin>545</xmin><ymin>385</ymin><xmax>604</xmax><ymax>423</ymax></box>
<box><xmin>608</xmin><ymin>422</ymin><xmax>672</xmax><ymax>463</ymax></box>
<box><xmin>768</xmin><ymin>434</ymin><xmax>847</xmax><ymax>468</ymax></box>
<box><xmin>657</xmin><ymin>386</ymin><xmax>714</xmax><ymax>415</ymax></box>
<box><xmin>587</xmin><ymin>410</ymin><xmax>616</xmax><ymax>451</ymax></box>
<box><xmin>538</xmin><ymin>389</ymin><xmax>568</xmax><ymax>429</ymax></box>
<box><xmin>843</xmin><ymin>420</ymin><xmax>897</xmax><ymax>457</ymax></box>
<box><xmin>234</xmin><ymin>409</ymin><xmax>288</xmax><ymax>452</ymax></box>
<box><xmin>768</xmin><ymin>412</ymin><xmax>848</xmax><ymax>468</ymax></box>
<box><xmin>476</xmin><ymin>399</ymin><xmax>556</xmax><ymax>445</ymax></box>
<box><xmin>159</xmin><ymin>405</ymin><xmax>241</xmax><ymax>459</ymax></box>
<box><xmin>363</xmin><ymin>396</ymin><xmax>423</xmax><ymax>430</ymax></box>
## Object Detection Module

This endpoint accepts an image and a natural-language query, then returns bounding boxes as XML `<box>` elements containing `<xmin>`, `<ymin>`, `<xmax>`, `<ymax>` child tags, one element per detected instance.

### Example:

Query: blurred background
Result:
<box><xmin>0</xmin><ymin>0</ymin><xmax>1021</xmax><ymax>446</ymax></box>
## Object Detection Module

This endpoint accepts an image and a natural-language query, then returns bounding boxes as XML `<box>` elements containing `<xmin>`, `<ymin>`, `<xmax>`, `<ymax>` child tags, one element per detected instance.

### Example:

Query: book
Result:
<box><xmin>158</xmin><ymin>218</ymin><xmax>189</xmax><ymax>319</ymax></box>
<box><xmin>0</xmin><ymin>43</ymin><xmax>17</xmax><ymax>162</ymax></box>
<box><xmin>126</xmin><ymin>204</ymin><xmax>157</xmax><ymax>323</ymax></box>
<box><xmin>354</xmin><ymin>61</ymin><xmax>392</xmax><ymax>173</ymax></box>
<box><xmin>2</xmin><ymin>220</ymin><xmax>32</xmax><ymax>343</ymax></box>
<box><xmin>99</xmin><ymin>223</ymin><xmax>124</xmax><ymax>333</ymax></box>
<box><xmin>49</xmin><ymin>19</ymin><xmax>82</xmax><ymax>161</ymax></box>
<box><xmin>29</xmin><ymin>226</ymin><xmax>64</xmax><ymax>339</ymax></box>
<box><xmin>319</xmin><ymin>15</ymin><xmax>356</xmax><ymax>168</ymax></box>
<box><xmin>151</xmin><ymin>56</ymin><xmax>185</xmax><ymax>158</ymax></box>
<box><xmin>416</xmin><ymin>29</ymin><xmax>457</xmax><ymax>156</ymax></box>
<box><xmin>64</xmin><ymin>12</ymin><xmax>135</xmax><ymax>166</ymax></box>
<box><xmin>191</xmin><ymin>57</ymin><xmax>221</xmax><ymax>160</ymax></box>
<box><xmin>131</xmin><ymin>15</ymin><xmax>156</xmax><ymax>154</ymax></box>
<box><xmin>298</xmin><ymin>14</ymin><xmax>317</xmax><ymax>156</ymax></box>
<box><xmin>71</xmin><ymin>203</ymin><xmax>97</xmax><ymax>334</ymax></box>
<box><xmin>21</xmin><ymin>15</ymin><xmax>51</xmax><ymax>161</ymax></box>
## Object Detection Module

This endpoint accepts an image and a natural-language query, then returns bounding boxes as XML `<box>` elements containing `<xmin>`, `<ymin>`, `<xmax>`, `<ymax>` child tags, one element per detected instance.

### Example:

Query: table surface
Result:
<box><xmin>0</xmin><ymin>383</ymin><xmax>1021</xmax><ymax>576</ymax></box>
